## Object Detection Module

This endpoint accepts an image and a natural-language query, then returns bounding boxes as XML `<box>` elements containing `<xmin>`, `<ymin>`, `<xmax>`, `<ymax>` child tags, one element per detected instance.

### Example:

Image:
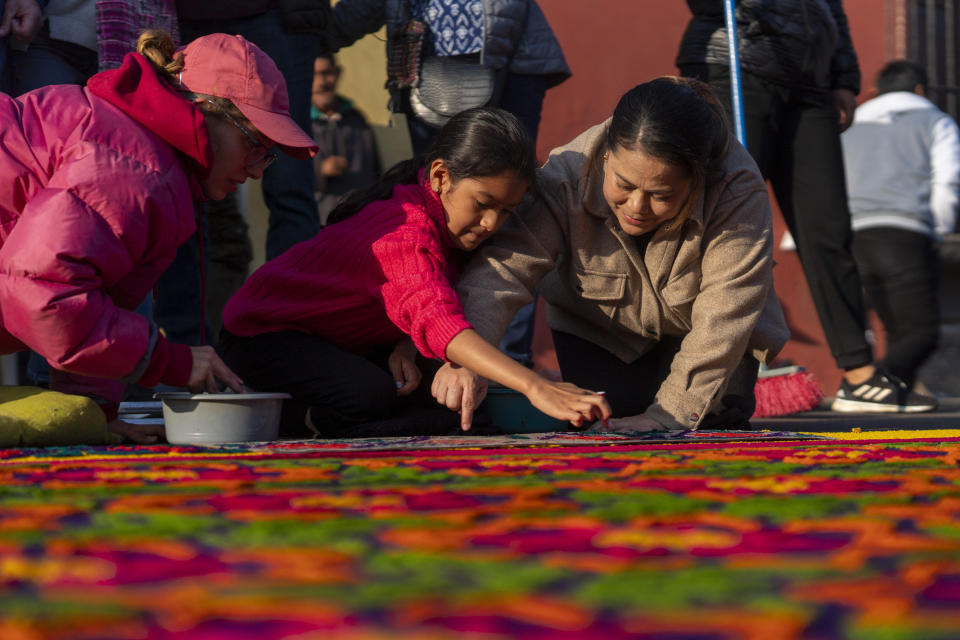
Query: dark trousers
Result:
<box><xmin>219</xmin><ymin>329</ymin><xmax>459</xmax><ymax>437</ymax></box>
<box><xmin>154</xmin><ymin>204</ymin><xmax>213</xmax><ymax>346</ymax></box>
<box><xmin>498</xmin><ymin>296</ymin><xmax>536</xmax><ymax>367</ymax></box>
<box><xmin>5</xmin><ymin>21</ymin><xmax>97</xmax><ymax>94</ymax></box>
<box><xmin>552</xmin><ymin>331</ymin><xmax>759</xmax><ymax>428</ymax></box>
<box><xmin>852</xmin><ymin>228</ymin><xmax>940</xmax><ymax>386</ymax></box>
<box><xmin>493</xmin><ymin>73</ymin><xmax>550</xmax><ymax>364</ymax></box>
<box><xmin>204</xmin><ymin>193</ymin><xmax>253</xmax><ymax>334</ymax></box>
<box><xmin>683</xmin><ymin>64</ymin><xmax>873</xmax><ymax>370</ymax></box>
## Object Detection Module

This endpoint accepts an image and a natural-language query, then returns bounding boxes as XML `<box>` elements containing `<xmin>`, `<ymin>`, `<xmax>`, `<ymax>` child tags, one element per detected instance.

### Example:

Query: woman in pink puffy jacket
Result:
<box><xmin>0</xmin><ymin>29</ymin><xmax>317</xmax><ymax>442</ymax></box>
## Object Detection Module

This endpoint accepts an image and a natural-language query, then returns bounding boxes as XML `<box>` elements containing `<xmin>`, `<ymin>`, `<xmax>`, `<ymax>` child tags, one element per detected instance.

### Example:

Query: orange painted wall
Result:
<box><xmin>530</xmin><ymin>1</ymin><xmax>892</xmax><ymax>392</ymax></box>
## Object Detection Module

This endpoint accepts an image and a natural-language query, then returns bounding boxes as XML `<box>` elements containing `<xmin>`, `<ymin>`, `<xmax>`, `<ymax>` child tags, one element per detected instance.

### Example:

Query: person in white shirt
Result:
<box><xmin>840</xmin><ymin>59</ymin><xmax>960</xmax><ymax>395</ymax></box>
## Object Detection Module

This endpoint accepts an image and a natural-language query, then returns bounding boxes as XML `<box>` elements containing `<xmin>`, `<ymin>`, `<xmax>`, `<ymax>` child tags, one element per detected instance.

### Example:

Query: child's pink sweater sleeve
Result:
<box><xmin>375</xmin><ymin>226</ymin><xmax>472</xmax><ymax>361</ymax></box>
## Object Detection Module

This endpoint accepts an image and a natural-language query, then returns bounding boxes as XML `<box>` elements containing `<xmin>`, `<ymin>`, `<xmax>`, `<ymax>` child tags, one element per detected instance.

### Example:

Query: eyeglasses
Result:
<box><xmin>210</xmin><ymin>101</ymin><xmax>278</xmax><ymax>170</ymax></box>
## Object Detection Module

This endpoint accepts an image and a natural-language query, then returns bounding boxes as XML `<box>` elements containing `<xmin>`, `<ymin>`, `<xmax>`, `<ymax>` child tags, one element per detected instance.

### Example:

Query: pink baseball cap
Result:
<box><xmin>176</xmin><ymin>33</ymin><xmax>318</xmax><ymax>159</ymax></box>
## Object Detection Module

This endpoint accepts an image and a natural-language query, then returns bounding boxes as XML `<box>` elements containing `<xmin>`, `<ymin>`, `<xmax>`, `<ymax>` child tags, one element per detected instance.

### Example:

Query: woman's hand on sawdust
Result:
<box><xmin>388</xmin><ymin>338</ymin><xmax>421</xmax><ymax>396</ymax></box>
<box><xmin>187</xmin><ymin>346</ymin><xmax>245</xmax><ymax>394</ymax></box>
<box><xmin>525</xmin><ymin>379</ymin><xmax>611</xmax><ymax>429</ymax></box>
<box><xmin>431</xmin><ymin>362</ymin><xmax>488</xmax><ymax>431</ymax></box>
<box><xmin>107</xmin><ymin>419</ymin><xmax>165</xmax><ymax>444</ymax></box>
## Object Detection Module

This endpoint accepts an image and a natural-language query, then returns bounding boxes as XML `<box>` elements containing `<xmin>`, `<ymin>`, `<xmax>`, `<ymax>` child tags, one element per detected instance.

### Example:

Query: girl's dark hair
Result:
<box><xmin>327</xmin><ymin>106</ymin><xmax>537</xmax><ymax>224</ymax></box>
<box><xmin>589</xmin><ymin>76</ymin><xmax>730</xmax><ymax>219</ymax></box>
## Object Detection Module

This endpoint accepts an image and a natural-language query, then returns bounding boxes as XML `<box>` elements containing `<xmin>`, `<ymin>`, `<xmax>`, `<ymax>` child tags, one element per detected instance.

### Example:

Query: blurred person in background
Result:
<box><xmin>677</xmin><ymin>0</ymin><xmax>937</xmax><ymax>412</ymax></box>
<box><xmin>841</xmin><ymin>60</ymin><xmax>960</xmax><ymax>395</ymax></box>
<box><xmin>311</xmin><ymin>52</ymin><xmax>381</xmax><ymax>225</ymax></box>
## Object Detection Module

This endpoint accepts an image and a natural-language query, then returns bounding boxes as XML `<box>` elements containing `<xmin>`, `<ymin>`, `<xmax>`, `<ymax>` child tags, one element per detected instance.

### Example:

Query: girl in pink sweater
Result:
<box><xmin>221</xmin><ymin>107</ymin><xmax>610</xmax><ymax>436</ymax></box>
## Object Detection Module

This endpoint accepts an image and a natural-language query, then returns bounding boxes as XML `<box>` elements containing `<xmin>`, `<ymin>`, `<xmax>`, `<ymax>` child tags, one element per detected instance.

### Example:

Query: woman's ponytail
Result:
<box><xmin>136</xmin><ymin>29</ymin><xmax>184</xmax><ymax>84</ymax></box>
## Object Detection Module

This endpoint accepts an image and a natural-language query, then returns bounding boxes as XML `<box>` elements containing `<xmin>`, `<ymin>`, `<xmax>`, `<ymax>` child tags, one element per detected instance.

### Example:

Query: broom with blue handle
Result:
<box><xmin>723</xmin><ymin>0</ymin><xmax>747</xmax><ymax>149</ymax></box>
<box><xmin>721</xmin><ymin>0</ymin><xmax>823</xmax><ymax>417</ymax></box>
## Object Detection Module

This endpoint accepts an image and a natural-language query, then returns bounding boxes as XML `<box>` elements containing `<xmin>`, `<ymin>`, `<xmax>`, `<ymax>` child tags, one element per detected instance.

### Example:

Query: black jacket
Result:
<box><xmin>176</xmin><ymin>0</ymin><xmax>330</xmax><ymax>34</ymax></box>
<box><xmin>675</xmin><ymin>0</ymin><xmax>860</xmax><ymax>94</ymax></box>
<box><xmin>279</xmin><ymin>0</ymin><xmax>331</xmax><ymax>33</ymax></box>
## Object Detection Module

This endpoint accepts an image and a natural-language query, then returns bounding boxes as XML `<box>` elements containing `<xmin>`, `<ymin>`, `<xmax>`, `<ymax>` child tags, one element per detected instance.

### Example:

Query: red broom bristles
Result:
<box><xmin>753</xmin><ymin>370</ymin><xmax>824</xmax><ymax>418</ymax></box>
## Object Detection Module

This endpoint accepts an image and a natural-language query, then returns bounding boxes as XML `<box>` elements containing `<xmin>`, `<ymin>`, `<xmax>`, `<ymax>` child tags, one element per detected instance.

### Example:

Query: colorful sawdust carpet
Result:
<box><xmin>1</xmin><ymin>431</ymin><xmax>959</xmax><ymax>639</ymax></box>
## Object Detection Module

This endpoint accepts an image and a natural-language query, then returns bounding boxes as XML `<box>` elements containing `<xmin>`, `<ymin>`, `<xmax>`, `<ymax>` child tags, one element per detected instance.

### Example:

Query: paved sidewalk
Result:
<box><xmin>755</xmin><ymin>396</ymin><xmax>960</xmax><ymax>432</ymax></box>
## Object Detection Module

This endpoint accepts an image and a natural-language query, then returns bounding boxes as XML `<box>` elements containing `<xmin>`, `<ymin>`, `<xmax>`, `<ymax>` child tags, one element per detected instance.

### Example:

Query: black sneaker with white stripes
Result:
<box><xmin>830</xmin><ymin>368</ymin><xmax>937</xmax><ymax>413</ymax></box>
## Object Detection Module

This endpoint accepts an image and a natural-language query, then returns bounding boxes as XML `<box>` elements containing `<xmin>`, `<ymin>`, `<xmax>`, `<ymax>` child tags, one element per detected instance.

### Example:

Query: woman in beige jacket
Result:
<box><xmin>433</xmin><ymin>77</ymin><xmax>789</xmax><ymax>431</ymax></box>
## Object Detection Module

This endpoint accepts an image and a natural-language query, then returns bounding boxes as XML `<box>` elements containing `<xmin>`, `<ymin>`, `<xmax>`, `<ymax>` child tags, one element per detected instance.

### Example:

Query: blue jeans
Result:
<box><xmin>6</xmin><ymin>21</ymin><xmax>97</xmax><ymax>94</ymax></box>
<box><xmin>0</xmin><ymin>44</ymin><xmax>7</xmax><ymax>94</ymax></box>
<box><xmin>495</xmin><ymin>74</ymin><xmax>548</xmax><ymax>365</ymax></box>
<box><xmin>28</xmin><ymin>296</ymin><xmax>156</xmax><ymax>388</ymax></box>
<box><xmin>498</xmin><ymin>297</ymin><xmax>537</xmax><ymax>367</ymax></box>
<box><xmin>499</xmin><ymin>73</ymin><xmax>549</xmax><ymax>143</ymax></box>
<box><xmin>154</xmin><ymin>205</ymin><xmax>213</xmax><ymax>346</ymax></box>
<box><xmin>179</xmin><ymin>8</ymin><xmax>320</xmax><ymax>260</ymax></box>
<box><xmin>0</xmin><ymin>1</ymin><xmax>6</xmax><ymax>91</ymax></box>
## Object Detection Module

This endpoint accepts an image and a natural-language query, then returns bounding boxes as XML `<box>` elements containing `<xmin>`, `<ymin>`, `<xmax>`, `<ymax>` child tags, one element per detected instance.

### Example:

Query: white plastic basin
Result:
<box><xmin>157</xmin><ymin>392</ymin><xmax>292</xmax><ymax>445</ymax></box>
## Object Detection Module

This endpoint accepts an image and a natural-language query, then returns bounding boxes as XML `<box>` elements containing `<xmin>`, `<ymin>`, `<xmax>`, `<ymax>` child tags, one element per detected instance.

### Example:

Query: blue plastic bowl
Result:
<box><xmin>479</xmin><ymin>387</ymin><xmax>566</xmax><ymax>433</ymax></box>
